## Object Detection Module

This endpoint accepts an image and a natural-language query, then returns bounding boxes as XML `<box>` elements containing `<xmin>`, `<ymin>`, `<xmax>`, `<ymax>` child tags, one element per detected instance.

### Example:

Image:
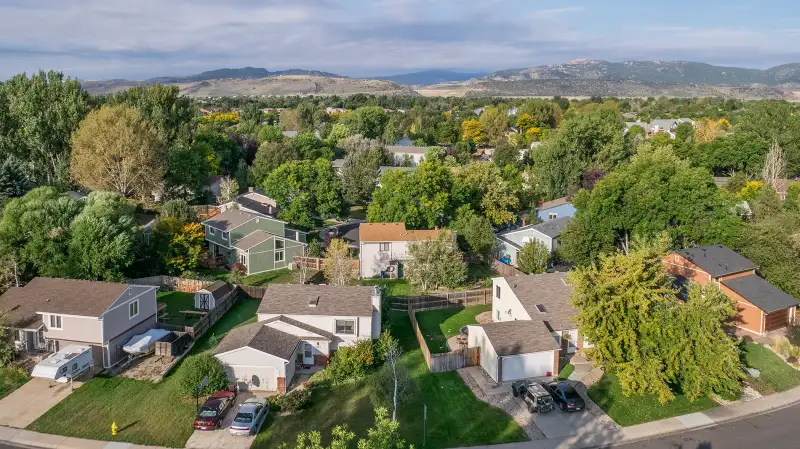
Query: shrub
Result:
<box><xmin>179</xmin><ymin>354</ymin><xmax>229</xmax><ymax>398</ymax></box>
<box><xmin>368</xmin><ymin>363</ymin><xmax>414</xmax><ymax>409</ymax></box>
<box><xmin>786</xmin><ymin>322</ymin><xmax>800</xmax><ymax>347</ymax></box>
<box><xmin>268</xmin><ymin>387</ymin><xmax>312</xmax><ymax>412</ymax></box>
<box><xmin>228</xmin><ymin>263</ymin><xmax>247</xmax><ymax>283</ymax></box>
<box><xmin>328</xmin><ymin>339</ymin><xmax>375</xmax><ymax>383</ymax></box>
<box><xmin>374</xmin><ymin>330</ymin><xmax>397</xmax><ymax>361</ymax></box>
<box><xmin>307</xmin><ymin>239</ymin><xmax>323</xmax><ymax>258</ymax></box>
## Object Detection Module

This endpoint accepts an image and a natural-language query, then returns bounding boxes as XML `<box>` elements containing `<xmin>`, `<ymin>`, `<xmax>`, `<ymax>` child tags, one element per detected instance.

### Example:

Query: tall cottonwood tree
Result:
<box><xmin>70</xmin><ymin>105</ymin><xmax>165</xmax><ymax>198</ymax></box>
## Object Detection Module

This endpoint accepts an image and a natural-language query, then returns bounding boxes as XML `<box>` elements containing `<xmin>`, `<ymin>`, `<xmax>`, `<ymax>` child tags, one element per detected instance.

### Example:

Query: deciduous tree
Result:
<box><xmin>250</xmin><ymin>141</ymin><xmax>300</xmax><ymax>187</ymax></box>
<box><xmin>405</xmin><ymin>232</ymin><xmax>466</xmax><ymax>292</ymax></box>
<box><xmin>461</xmin><ymin>119</ymin><xmax>483</xmax><ymax>145</ymax></box>
<box><xmin>517</xmin><ymin>240</ymin><xmax>549</xmax><ymax>274</ymax></box>
<box><xmin>322</xmin><ymin>238</ymin><xmax>356</xmax><ymax>285</ymax></box>
<box><xmin>217</xmin><ymin>176</ymin><xmax>239</xmax><ymax>203</ymax></box>
<box><xmin>452</xmin><ymin>206</ymin><xmax>496</xmax><ymax>258</ymax></box>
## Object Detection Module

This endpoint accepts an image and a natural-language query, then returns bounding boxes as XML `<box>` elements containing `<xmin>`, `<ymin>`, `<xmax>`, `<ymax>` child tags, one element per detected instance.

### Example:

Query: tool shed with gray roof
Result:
<box><xmin>194</xmin><ymin>280</ymin><xmax>235</xmax><ymax>310</ymax></box>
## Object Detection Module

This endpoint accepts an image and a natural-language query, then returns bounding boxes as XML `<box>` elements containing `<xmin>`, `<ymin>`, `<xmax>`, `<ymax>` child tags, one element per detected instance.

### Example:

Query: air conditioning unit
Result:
<box><xmin>387</xmin><ymin>260</ymin><xmax>400</xmax><ymax>279</ymax></box>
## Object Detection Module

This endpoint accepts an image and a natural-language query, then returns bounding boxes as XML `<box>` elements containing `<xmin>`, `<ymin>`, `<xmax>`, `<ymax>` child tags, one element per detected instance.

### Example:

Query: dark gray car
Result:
<box><xmin>229</xmin><ymin>397</ymin><xmax>269</xmax><ymax>436</ymax></box>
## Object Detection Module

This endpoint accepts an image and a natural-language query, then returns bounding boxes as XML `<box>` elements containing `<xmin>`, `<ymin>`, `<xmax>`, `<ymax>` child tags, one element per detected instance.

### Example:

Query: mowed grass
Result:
<box><xmin>254</xmin><ymin>311</ymin><xmax>527</xmax><ymax>448</ymax></box>
<box><xmin>241</xmin><ymin>268</ymin><xmax>296</xmax><ymax>286</ymax></box>
<box><xmin>0</xmin><ymin>366</ymin><xmax>30</xmax><ymax>401</ymax></box>
<box><xmin>359</xmin><ymin>278</ymin><xmax>417</xmax><ymax>297</ymax></box>
<box><xmin>587</xmin><ymin>372</ymin><xmax>717</xmax><ymax>427</ymax></box>
<box><xmin>157</xmin><ymin>291</ymin><xmax>203</xmax><ymax>327</ymax></box>
<box><xmin>28</xmin><ymin>299</ymin><xmax>262</xmax><ymax>447</ymax></box>
<box><xmin>742</xmin><ymin>342</ymin><xmax>800</xmax><ymax>394</ymax></box>
<box><xmin>415</xmin><ymin>305</ymin><xmax>491</xmax><ymax>353</ymax></box>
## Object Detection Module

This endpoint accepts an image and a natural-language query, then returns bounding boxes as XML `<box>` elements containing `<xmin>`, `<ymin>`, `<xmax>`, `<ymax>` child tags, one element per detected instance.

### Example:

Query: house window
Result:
<box><xmin>496</xmin><ymin>310</ymin><xmax>500</xmax><ymax>320</ymax></box>
<box><xmin>49</xmin><ymin>314</ymin><xmax>62</xmax><ymax>330</ymax></box>
<box><xmin>335</xmin><ymin>319</ymin><xmax>355</xmax><ymax>335</ymax></box>
<box><xmin>548</xmin><ymin>213</ymin><xmax>558</xmax><ymax>220</ymax></box>
<box><xmin>305</xmin><ymin>343</ymin><xmax>313</xmax><ymax>358</ymax></box>
<box><xmin>208</xmin><ymin>227</ymin><xmax>215</xmax><ymax>236</ymax></box>
<box><xmin>495</xmin><ymin>285</ymin><xmax>501</xmax><ymax>298</ymax></box>
<box><xmin>129</xmin><ymin>300</ymin><xmax>139</xmax><ymax>319</ymax></box>
<box><xmin>222</xmin><ymin>231</ymin><xmax>229</xmax><ymax>240</ymax></box>
<box><xmin>275</xmin><ymin>239</ymin><xmax>284</xmax><ymax>263</ymax></box>
<box><xmin>379</xmin><ymin>242</ymin><xmax>390</xmax><ymax>252</ymax></box>
<box><xmin>275</xmin><ymin>250</ymin><xmax>284</xmax><ymax>263</ymax></box>
<box><xmin>239</xmin><ymin>254</ymin><xmax>246</xmax><ymax>265</ymax></box>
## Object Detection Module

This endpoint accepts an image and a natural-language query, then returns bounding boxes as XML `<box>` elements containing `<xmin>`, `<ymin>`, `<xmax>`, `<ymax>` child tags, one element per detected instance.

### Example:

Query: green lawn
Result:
<box><xmin>253</xmin><ymin>311</ymin><xmax>527</xmax><ymax>448</ymax></box>
<box><xmin>240</xmin><ymin>268</ymin><xmax>296</xmax><ymax>286</ymax></box>
<box><xmin>157</xmin><ymin>291</ymin><xmax>203</xmax><ymax>327</ymax></box>
<box><xmin>742</xmin><ymin>342</ymin><xmax>800</xmax><ymax>395</ymax></box>
<box><xmin>360</xmin><ymin>278</ymin><xmax>417</xmax><ymax>297</ymax></box>
<box><xmin>194</xmin><ymin>267</ymin><xmax>229</xmax><ymax>281</ymax></box>
<box><xmin>0</xmin><ymin>366</ymin><xmax>30</xmax><ymax>401</ymax></box>
<box><xmin>28</xmin><ymin>298</ymin><xmax>261</xmax><ymax>447</ymax></box>
<box><xmin>587</xmin><ymin>372</ymin><xmax>718</xmax><ymax>427</ymax></box>
<box><xmin>415</xmin><ymin>305</ymin><xmax>491</xmax><ymax>353</ymax></box>
<box><xmin>558</xmin><ymin>364</ymin><xmax>575</xmax><ymax>380</ymax></box>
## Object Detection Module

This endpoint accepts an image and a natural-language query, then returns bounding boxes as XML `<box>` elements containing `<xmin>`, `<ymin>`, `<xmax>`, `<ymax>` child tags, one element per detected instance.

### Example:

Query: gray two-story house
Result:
<box><xmin>0</xmin><ymin>277</ymin><xmax>159</xmax><ymax>368</ymax></box>
<box><xmin>202</xmin><ymin>209</ymin><xmax>308</xmax><ymax>275</ymax></box>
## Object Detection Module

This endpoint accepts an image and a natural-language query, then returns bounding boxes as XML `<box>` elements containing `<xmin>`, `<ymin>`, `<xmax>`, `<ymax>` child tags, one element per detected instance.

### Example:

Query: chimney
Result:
<box><xmin>248</xmin><ymin>187</ymin><xmax>254</xmax><ymax>193</ymax></box>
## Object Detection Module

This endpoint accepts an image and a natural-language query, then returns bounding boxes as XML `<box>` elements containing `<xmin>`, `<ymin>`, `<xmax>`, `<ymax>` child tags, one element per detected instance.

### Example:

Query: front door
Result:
<box><xmin>303</xmin><ymin>343</ymin><xmax>314</xmax><ymax>365</ymax></box>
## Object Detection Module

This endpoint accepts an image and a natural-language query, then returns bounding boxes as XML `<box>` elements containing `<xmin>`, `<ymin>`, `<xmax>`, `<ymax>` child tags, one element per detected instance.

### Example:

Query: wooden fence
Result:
<box><xmin>128</xmin><ymin>275</ymin><xmax>214</xmax><ymax>292</ymax></box>
<box><xmin>293</xmin><ymin>256</ymin><xmax>359</xmax><ymax>272</ymax></box>
<box><xmin>180</xmin><ymin>289</ymin><xmax>240</xmax><ymax>340</ymax></box>
<box><xmin>391</xmin><ymin>288</ymin><xmax>492</xmax><ymax>311</ymax></box>
<box><xmin>238</xmin><ymin>284</ymin><xmax>268</xmax><ymax>299</ymax></box>
<box><xmin>408</xmin><ymin>304</ymin><xmax>480</xmax><ymax>373</ymax></box>
<box><xmin>491</xmin><ymin>260</ymin><xmax>525</xmax><ymax>277</ymax></box>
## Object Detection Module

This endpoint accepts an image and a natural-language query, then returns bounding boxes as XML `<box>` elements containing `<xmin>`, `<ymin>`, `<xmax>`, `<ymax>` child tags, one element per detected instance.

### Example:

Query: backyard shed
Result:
<box><xmin>194</xmin><ymin>281</ymin><xmax>234</xmax><ymax>310</ymax></box>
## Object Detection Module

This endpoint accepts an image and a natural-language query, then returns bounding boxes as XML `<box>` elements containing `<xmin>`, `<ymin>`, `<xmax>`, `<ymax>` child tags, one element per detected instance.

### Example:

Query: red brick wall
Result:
<box><xmin>552</xmin><ymin>350</ymin><xmax>560</xmax><ymax>377</ymax></box>
<box><xmin>277</xmin><ymin>377</ymin><xmax>286</xmax><ymax>393</ymax></box>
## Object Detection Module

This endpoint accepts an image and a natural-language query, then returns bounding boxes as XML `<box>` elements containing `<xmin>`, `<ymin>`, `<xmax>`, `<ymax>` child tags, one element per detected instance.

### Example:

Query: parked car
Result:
<box><xmin>194</xmin><ymin>390</ymin><xmax>237</xmax><ymax>430</ymax></box>
<box><xmin>229</xmin><ymin>397</ymin><xmax>269</xmax><ymax>436</ymax></box>
<box><xmin>541</xmin><ymin>380</ymin><xmax>585</xmax><ymax>412</ymax></box>
<box><xmin>522</xmin><ymin>383</ymin><xmax>555</xmax><ymax>414</ymax></box>
<box><xmin>511</xmin><ymin>379</ymin><xmax>532</xmax><ymax>397</ymax></box>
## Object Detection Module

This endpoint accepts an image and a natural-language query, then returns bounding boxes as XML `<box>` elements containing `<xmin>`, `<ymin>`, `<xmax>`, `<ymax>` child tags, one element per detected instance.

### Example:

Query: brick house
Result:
<box><xmin>663</xmin><ymin>245</ymin><xmax>798</xmax><ymax>336</ymax></box>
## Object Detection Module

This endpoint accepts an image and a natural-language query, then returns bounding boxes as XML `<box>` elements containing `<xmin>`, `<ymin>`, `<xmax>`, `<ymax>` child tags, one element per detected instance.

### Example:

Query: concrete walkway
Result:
<box><xmin>0</xmin><ymin>378</ymin><xmax>82</xmax><ymax>428</ymax></box>
<box><xmin>566</xmin><ymin>354</ymin><xmax>592</xmax><ymax>382</ymax></box>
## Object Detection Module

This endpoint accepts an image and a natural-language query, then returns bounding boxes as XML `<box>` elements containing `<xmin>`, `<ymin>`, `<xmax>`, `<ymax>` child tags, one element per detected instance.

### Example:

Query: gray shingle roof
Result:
<box><xmin>479</xmin><ymin>320</ymin><xmax>559</xmax><ymax>356</ymax></box>
<box><xmin>258</xmin><ymin>284</ymin><xmax>377</xmax><ymax>317</ymax></box>
<box><xmin>203</xmin><ymin>209</ymin><xmax>256</xmax><ymax>231</ymax></box>
<box><xmin>0</xmin><ymin>277</ymin><xmax>131</xmax><ymax>319</ymax></box>
<box><xmin>261</xmin><ymin>315</ymin><xmax>334</xmax><ymax>340</ymax></box>
<box><xmin>674</xmin><ymin>245</ymin><xmax>758</xmax><ymax>278</ymax></box>
<box><xmin>201</xmin><ymin>281</ymin><xmax>235</xmax><ymax>300</ymax></box>
<box><xmin>721</xmin><ymin>274</ymin><xmax>799</xmax><ymax>313</ymax></box>
<box><xmin>236</xmin><ymin>195</ymin><xmax>277</xmax><ymax>217</ymax></box>
<box><xmin>506</xmin><ymin>273</ymin><xmax>576</xmax><ymax>330</ymax></box>
<box><xmin>232</xmin><ymin>230</ymin><xmax>275</xmax><ymax>251</ymax></box>
<box><xmin>530</xmin><ymin>216</ymin><xmax>572</xmax><ymax>238</ymax></box>
<box><xmin>213</xmin><ymin>322</ymin><xmax>299</xmax><ymax>360</ymax></box>
<box><xmin>386</xmin><ymin>145</ymin><xmax>427</xmax><ymax>154</ymax></box>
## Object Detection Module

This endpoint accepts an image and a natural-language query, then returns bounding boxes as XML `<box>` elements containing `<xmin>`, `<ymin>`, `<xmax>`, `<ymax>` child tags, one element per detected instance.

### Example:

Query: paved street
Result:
<box><xmin>610</xmin><ymin>402</ymin><xmax>800</xmax><ymax>449</ymax></box>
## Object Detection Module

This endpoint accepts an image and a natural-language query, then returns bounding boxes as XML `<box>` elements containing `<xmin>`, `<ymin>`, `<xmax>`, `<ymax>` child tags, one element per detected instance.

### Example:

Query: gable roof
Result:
<box><xmin>478</xmin><ymin>320</ymin><xmax>559</xmax><ymax>356</ymax></box>
<box><xmin>721</xmin><ymin>274</ymin><xmax>799</xmax><ymax>313</ymax></box>
<box><xmin>505</xmin><ymin>273</ymin><xmax>576</xmax><ymax>330</ymax></box>
<box><xmin>235</xmin><ymin>193</ymin><xmax>278</xmax><ymax>217</ymax></box>
<box><xmin>200</xmin><ymin>281</ymin><xmax>235</xmax><ymax>299</ymax></box>
<box><xmin>0</xmin><ymin>287</ymin><xmax>44</xmax><ymax>328</ymax></box>
<box><xmin>386</xmin><ymin>145</ymin><xmax>427</xmax><ymax>154</ymax></box>
<box><xmin>673</xmin><ymin>245</ymin><xmax>758</xmax><ymax>278</ymax></box>
<box><xmin>537</xmin><ymin>197</ymin><xmax>571</xmax><ymax>212</ymax></box>
<box><xmin>531</xmin><ymin>216</ymin><xmax>572</xmax><ymax>238</ymax></box>
<box><xmin>359</xmin><ymin>222</ymin><xmax>446</xmax><ymax>243</ymax></box>
<box><xmin>0</xmin><ymin>277</ymin><xmax>131</xmax><ymax>320</ymax></box>
<box><xmin>213</xmin><ymin>322</ymin><xmax>299</xmax><ymax>360</ymax></box>
<box><xmin>203</xmin><ymin>209</ymin><xmax>256</xmax><ymax>232</ymax></box>
<box><xmin>258</xmin><ymin>284</ymin><xmax>376</xmax><ymax>317</ymax></box>
<box><xmin>233</xmin><ymin>230</ymin><xmax>275</xmax><ymax>251</ymax></box>
<box><xmin>261</xmin><ymin>315</ymin><xmax>334</xmax><ymax>340</ymax></box>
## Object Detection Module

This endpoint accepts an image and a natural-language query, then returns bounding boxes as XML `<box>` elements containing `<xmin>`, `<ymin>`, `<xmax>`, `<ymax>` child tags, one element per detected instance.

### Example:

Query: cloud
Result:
<box><xmin>530</xmin><ymin>6</ymin><xmax>585</xmax><ymax>18</ymax></box>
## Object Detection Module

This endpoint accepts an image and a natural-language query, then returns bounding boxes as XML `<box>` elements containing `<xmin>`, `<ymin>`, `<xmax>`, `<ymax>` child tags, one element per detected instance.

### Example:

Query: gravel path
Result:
<box><xmin>458</xmin><ymin>368</ymin><xmax>546</xmax><ymax>440</ymax></box>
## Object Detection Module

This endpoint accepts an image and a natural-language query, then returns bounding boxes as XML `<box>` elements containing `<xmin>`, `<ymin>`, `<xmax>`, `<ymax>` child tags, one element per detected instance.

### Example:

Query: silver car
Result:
<box><xmin>229</xmin><ymin>397</ymin><xmax>269</xmax><ymax>436</ymax></box>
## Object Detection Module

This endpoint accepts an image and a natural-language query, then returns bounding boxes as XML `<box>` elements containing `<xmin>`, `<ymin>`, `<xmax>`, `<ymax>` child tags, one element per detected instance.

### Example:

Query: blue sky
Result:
<box><xmin>1</xmin><ymin>0</ymin><xmax>800</xmax><ymax>80</ymax></box>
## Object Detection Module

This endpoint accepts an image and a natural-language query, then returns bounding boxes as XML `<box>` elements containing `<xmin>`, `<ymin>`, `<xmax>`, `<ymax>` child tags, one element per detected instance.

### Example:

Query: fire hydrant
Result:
<box><xmin>111</xmin><ymin>422</ymin><xmax>118</xmax><ymax>436</ymax></box>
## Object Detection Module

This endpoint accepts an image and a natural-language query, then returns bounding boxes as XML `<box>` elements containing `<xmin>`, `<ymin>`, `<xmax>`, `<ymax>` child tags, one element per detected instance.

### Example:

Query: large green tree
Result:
<box><xmin>405</xmin><ymin>232</ymin><xmax>467</xmax><ymax>292</ymax></box>
<box><xmin>341</xmin><ymin>146</ymin><xmax>387</xmax><ymax>205</ymax></box>
<box><xmin>452</xmin><ymin>206</ymin><xmax>496</xmax><ymax>258</ymax></box>
<box><xmin>0</xmin><ymin>159</ymin><xmax>29</xmax><ymax>203</ymax></box>
<box><xmin>737</xmin><ymin>100</ymin><xmax>800</xmax><ymax>175</ymax></box>
<box><xmin>561</xmin><ymin>144</ymin><xmax>743</xmax><ymax>266</ymax></box>
<box><xmin>108</xmin><ymin>84</ymin><xmax>195</xmax><ymax>146</ymax></box>
<box><xmin>250</xmin><ymin>141</ymin><xmax>300</xmax><ymax>187</ymax></box>
<box><xmin>194</xmin><ymin>130</ymin><xmax>243</xmax><ymax>176</ymax></box>
<box><xmin>342</xmin><ymin>107</ymin><xmax>389</xmax><ymax>139</ymax></box>
<box><xmin>455</xmin><ymin>162</ymin><xmax>520</xmax><ymax>226</ymax></box>
<box><xmin>263</xmin><ymin>159</ymin><xmax>344</xmax><ymax>228</ymax></box>
<box><xmin>0</xmin><ymin>71</ymin><xmax>89</xmax><ymax>186</ymax></box>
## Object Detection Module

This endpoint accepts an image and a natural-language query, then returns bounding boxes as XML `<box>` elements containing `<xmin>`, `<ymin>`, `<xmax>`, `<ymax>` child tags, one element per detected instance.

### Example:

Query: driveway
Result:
<box><xmin>0</xmin><ymin>378</ymin><xmax>82</xmax><ymax>428</ymax></box>
<box><xmin>185</xmin><ymin>391</ymin><xmax>272</xmax><ymax>449</ymax></box>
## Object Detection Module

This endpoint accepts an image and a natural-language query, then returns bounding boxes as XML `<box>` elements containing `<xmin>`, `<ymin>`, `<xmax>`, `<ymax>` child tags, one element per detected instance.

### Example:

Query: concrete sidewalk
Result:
<box><xmin>456</xmin><ymin>384</ymin><xmax>800</xmax><ymax>449</ymax></box>
<box><xmin>0</xmin><ymin>426</ymin><xmax>166</xmax><ymax>449</ymax></box>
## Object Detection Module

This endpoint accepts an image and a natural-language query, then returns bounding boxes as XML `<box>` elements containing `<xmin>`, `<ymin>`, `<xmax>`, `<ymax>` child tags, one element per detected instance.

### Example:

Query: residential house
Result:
<box><xmin>663</xmin><ymin>245</ymin><xmax>798</xmax><ymax>336</ymax></box>
<box><xmin>202</xmin><ymin>209</ymin><xmax>307</xmax><ymax>276</ymax></box>
<box><xmin>330</xmin><ymin>160</ymin><xmax>415</xmax><ymax>186</ymax></box>
<box><xmin>218</xmin><ymin>188</ymin><xmax>279</xmax><ymax>217</ymax></box>
<box><xmin>386</xmin><ymin>146</ymin><xmax>427</xmax><ymax>166</ymax></box>
<box><xmin>214</xmin><ymin>284</ymin><xmax>381</xmax><ymax>392</ymax></box>
<box><xmin>282</xmin><ymin>130</ymin><xmax>321</xmax><ymax>139</ymax></box>
<box><xmin>495</xmin><ymin>217</ymin><xmax>572</xmax><ymax>267</ymax></box>
<box><xmin>358</xmin><ymin>222</ymin><xmax>452</xmax><ymax>278</ymax></box>
<box><xmin>624</xmin><ymin>118</ymin><xmax>694</xmax><ymax>138</ymax></box>
<box><xmin>0</xmin><ymin>278</ymin><xmax>159</xmax><ymax>368</ymax></box>
<box><xmin>468</xmin><ymin>273</ymin><xmax>586</xmax><ymax>382</ymax></box>
<box><xmin>535</xmin><ymin>197</ymin><xmax>576</xmax><ymax>222</ymax></box>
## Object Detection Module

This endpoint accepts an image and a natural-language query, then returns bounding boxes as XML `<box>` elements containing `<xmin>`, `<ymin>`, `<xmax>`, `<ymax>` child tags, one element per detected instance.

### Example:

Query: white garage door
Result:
<box><xmin>226</xmin><ymin>365</ymin><xmax>278</xmax><ymax>391</ymax></box>
<box><xmin>501</xmin><ymin>351</ymin><xmax>554</xmax><ymax>381</ymax></box>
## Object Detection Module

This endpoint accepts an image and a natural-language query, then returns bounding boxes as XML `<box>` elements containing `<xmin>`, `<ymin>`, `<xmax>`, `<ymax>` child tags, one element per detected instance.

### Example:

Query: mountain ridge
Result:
<box><xmin>368</xmin><ymin>69</ymin><xmax>487</xmax><ymax>85</ymax></box>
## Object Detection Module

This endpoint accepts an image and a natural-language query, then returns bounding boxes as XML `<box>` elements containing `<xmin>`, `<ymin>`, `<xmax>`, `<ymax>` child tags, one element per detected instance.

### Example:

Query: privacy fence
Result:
<box><xmin>128</xmin><ymin>275</ymin><xmax>214</xmax><ymax>292</ymax></box>
<box><xmin>491</xmin><ymin>260</ymin><xmax>525</xmax><ymax>277</ymax></box>
<box><xmin>390</xmin><ymin>288</ymin><xmax>492</xmax><ymax>311</ymax></box>
<box><xmin>157</xmin><ymin>288</ymin><xmax>240</xmax><ymax>340</ymax></box>
<box><xmin>408</xmin><ymin>304</ymin><xmax>480</xmax><ymax>373</ymax></box>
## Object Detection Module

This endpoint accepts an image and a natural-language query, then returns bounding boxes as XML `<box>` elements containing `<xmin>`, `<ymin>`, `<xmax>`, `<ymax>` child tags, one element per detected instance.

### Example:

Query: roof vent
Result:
<box><xmin>535</xmin><ymin>304</ymin><xmax>547</xmax><ymax>314</ymax></box>
<box><xmin>308</xmin><ymin>297</ymin><xmax>319</xmax><ymax>307</ymax></box>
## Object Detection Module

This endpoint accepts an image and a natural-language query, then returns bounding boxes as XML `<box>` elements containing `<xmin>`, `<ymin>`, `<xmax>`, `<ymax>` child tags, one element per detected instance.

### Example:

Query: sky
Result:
<box><xmin>2</xmin><ymin>0</ymin><xmax>800</xmax><ymax>80</ymax></box>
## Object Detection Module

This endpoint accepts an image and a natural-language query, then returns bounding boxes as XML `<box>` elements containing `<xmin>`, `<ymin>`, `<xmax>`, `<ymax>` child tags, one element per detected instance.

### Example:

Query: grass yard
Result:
<box><xmin>360</xmin><ymin>278</ymin><xmax>417</xmax><ymax>297</ymax></box>
<box><xmin>0</xmin><ymin>366</ymin><xmax>30</xmax><ymax>401</ymax></box>
<box><xmin>415</xmin><ymin>305</ymin><xmax>491</xmax><ymax>353</ymax></box>
<box><xmin>28</xmin><ymin>298</ymin><xmax>262</xmax><ymax>447</ymax></box>
<box><xmin>157</xmin><ymin>291</ymin><xmax>203</xmax><ymax>327</ymax></box>
<box><xmin>240</xmin><ymin>268</ymin><xmax>296</xmax><ymax>286</ymax></box>
<box><xmin>558</xmin><ymin>364</ymin><xmax>575</xmax><ymax>380</ymax></box>
<box><xmin>742</xmin><ymin>342</ymin><xmax>800</xmax><ymax>395</ymax></box>
<box><xmin>587</xmin><ymin>372</ymin><xmax>717</xmax><ymax>427</ymax></box>
<box><xmin>194</xmin><ymin>267</ymin><xmax>229</xmax><ymax>281</ymax></box>
<box><xmin>253</xmin><ymin>311</ymin><xmax>527</xmax><ymax>448</ymax></box>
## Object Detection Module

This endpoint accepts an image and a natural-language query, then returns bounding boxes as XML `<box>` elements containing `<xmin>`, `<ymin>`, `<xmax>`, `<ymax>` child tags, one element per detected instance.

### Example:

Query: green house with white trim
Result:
<box><xmin>202</xmin><ymin>209</ymin><xmax>308</xmax><ymax>276</ymax></box>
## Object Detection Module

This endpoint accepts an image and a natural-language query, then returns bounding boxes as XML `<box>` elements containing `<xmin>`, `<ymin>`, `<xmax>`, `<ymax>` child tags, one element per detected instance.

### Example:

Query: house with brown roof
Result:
<box><xmin>358</xmin><ymin>222</ymin><xmax>454</xmax><ymax>279</ymax></box>
<box><xmin>467</xmin><ymin>273</ymin><xmax>586</xmax><ymax>383</ymax></box>
<box><xmin>663</xmin><ymin>245</ymin><xmax>798</xmax><ymax>336</ymax></box>
<box><xmin>0</xmin><ymin>278</ymin><xmax>159</xmax><ymax>368</ymax></box>
<box><xmin>213</xmin><ymin>284</ymin><xmax>382</xmax><ymax>392</ymax></box>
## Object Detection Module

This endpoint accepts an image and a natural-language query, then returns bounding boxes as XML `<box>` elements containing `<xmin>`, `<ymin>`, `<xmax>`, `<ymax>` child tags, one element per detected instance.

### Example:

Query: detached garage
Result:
<box><xmin>468</xmin><ymin>320</ymin><xmax>560</xmax><ymax>383</ymax></box>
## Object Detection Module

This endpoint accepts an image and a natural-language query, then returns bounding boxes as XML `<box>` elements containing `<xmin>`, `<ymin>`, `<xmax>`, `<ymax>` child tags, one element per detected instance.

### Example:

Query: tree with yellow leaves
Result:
<box><xmin>156</xmin><ymin>219</ymin><xmax>206</xmax><ymax>274</ymax></box>
<box><xmin>461</xmin><ymin>119</ymin><xmax>483</xmax><ymax>145</ymax></box>
<box><xmin>694</xmin><ymin>118</ymin><xmax>730</xmax><ymax>143</ymax></box>
<box><xmin>525</xmin><ymin>127</ymin><xmax>543</xmax><ymax>142</ymax></box>
<box><xmin>515</xmin><ymin>113</ymin><xmax>537</xmax><ymax>132</ymax></box>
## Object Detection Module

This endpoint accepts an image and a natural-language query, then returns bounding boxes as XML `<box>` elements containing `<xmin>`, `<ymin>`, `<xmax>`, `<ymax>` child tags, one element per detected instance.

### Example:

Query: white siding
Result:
<box><xmin>359</xmin><ymin>241</ymin><xmax>411</xmax><ymax>278</ymax></box>
<box><xmin>501</xmin><ymin>351</ymin><xmax>556</xmax><ymax>381</ymax></box>
<box><xmin>257</xmin><ymin>314</ymin><xmax>373</xmax><ymax>349</ymax></box>
<box><xmin>491</xmin><ymin>278</ymin><xmax>532</xmax><ymax>323</ymax></box>
<box><xmin>216</xmin><ymin>347</ymin><xmax>289</xmax><ymax>391</ymax></box>
<box><xmin>468</xmin><ymin>325</ymin><xmax>499</xmax><ymax>383</ymax></box>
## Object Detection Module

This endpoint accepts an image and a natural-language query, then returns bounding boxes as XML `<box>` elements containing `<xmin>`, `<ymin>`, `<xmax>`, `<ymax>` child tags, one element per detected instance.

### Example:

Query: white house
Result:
<box><xmin>467</xmin><ymin>273</ymin><xmax>588</xmax><ymax>383</ymax></box>
<box><xmin>215</xmin><ymin>284</ymin><xmax>381</xmax><ymax>392</ymax></box>
<box><xmin>386</xmin><ymin>146</ymin><xmax>427</xmax><ymax>166</ymax></box>
<box><xmin>496</xmin><ymin>216</ymin><xmax>571</xmax><ymax>267</ymax></box>
<box><xmin>358</xmin><ymin>222</ymin><xmax>452</xmax><ymax>279</ymax></box>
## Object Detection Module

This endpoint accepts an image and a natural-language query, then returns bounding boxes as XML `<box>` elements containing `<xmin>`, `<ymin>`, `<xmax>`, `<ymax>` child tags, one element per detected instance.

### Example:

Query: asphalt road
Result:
<box><xmin>610</xmin><ymin>403</ymin><xmax>799</xmax><ymax>449</ymax></box>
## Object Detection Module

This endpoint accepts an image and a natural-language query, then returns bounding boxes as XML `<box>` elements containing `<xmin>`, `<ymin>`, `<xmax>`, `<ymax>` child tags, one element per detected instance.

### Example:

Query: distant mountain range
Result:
<box><xmin>146</xmin><ymin>67</ymin><xmax>345</xmax><ymax>84</ymax></box>
<box><xmin>488</xmin><ymin>60</ymin><xmax>800</xmax><ymax>85</ymax></box>
<box><xmin>369</xmin><ymin>69</ymin><xmax>486</xmax><ymax>85</ymax></box>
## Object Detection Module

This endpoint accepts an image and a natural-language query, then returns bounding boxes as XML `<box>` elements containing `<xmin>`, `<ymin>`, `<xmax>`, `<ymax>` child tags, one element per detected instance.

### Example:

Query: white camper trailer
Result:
<box><xmin>31</xmin><ymin>344</ymin><xmax>93</xmax><ymax>382</ymax></box>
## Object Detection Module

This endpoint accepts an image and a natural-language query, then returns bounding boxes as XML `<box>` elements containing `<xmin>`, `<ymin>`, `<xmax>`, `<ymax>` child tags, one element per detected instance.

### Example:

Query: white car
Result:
<box><xmin>229</xmin><ymin>397</ymin><xmax>269</xmax><ymax>436</ymax></box>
